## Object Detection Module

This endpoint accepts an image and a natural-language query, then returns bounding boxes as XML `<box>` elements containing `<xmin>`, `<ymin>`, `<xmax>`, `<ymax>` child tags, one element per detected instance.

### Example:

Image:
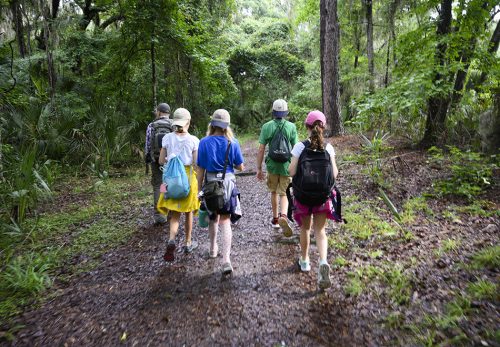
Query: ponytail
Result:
<box><xmin>308</xmin><ymin>121</ymin><xmax>325</xmax><ymax>151</ymax></box>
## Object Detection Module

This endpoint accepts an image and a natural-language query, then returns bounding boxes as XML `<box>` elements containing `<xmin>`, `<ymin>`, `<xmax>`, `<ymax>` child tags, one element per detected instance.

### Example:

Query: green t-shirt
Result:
<box><xmin>258</xmin><ymin>119</ymin><xmax>298</xmax><ymax>176</ymax></box>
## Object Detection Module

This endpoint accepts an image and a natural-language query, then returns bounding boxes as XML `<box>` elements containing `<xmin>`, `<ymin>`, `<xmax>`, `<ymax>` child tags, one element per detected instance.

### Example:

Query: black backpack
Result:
<box><xmin>268</xmin><ymin>120</ymin><xmax>292</xmax><ymax>163</ymax></box>
<box><xmin>150</xmin><ymin>118</ymin><xmax>173</xmax><ymax>161</ymax></box>
<box><xmin>292</xmin><ymin>140</ymin><xmax>335</xmax><ymax>207</ymax></box>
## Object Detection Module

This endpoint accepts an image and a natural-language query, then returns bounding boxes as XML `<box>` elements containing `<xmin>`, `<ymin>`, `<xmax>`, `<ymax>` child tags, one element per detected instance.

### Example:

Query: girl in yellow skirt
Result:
<box><xmin>157</xmin><ymin>108</ymin><xmax>200</xmax><ymax>262</ymax></box>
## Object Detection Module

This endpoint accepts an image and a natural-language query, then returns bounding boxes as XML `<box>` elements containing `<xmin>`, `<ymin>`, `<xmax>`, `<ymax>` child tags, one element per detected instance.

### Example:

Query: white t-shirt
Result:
<box><xmin>291</xmin><ymin>141</ymin><xmax>336</xmax><ymax>158</ymax></box>
<box><xmin>161</xmin><ymin>132</ymin><xmax>200</xmax><ymax>165</ymax></box>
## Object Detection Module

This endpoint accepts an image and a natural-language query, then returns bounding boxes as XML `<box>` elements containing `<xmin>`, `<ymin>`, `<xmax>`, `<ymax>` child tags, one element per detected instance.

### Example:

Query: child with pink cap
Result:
<box><xmin>288</xmin><ymin>110</ymin><xmax>339</xmax><ymax>290</ymax></box>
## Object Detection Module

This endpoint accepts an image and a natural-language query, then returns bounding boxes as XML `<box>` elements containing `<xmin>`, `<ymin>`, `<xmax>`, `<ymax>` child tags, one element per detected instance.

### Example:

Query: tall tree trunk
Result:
<box><xmin>384</xmin><ymin>37</ymin><xmax>391</xmax><ymax>87</ymax></box>
<box><xmin>39</xmin><ymin>0</ymin><xmax>56</xmax><ymax>101</ymax></box>
<box><xmin>151</xmin><ymin>35</ymin><xmax>157</xmax><ymax>108</ymax></box>
<box><xmin>320</xmin><ymin>0</ymin><xmax>344</xmax><ymax>136</ymax></box>
<box><xmin>19</xmin><ymin>1</ymin><xmax>32</xmax><ymax>57</ymax></box>
<box><xmin>389</xmin><ymin>0</ymin><xmax>400</xmax><ymax>65</ymax></box>
<box><xmin>175</xmin><ymin>51</ymin><xmax>183</xmax><ymax>106</ymax></box>
<box><xmin>352</xmin><ymin>8</ymin><xmax>361</xmax><ymax>69</ymax></box>
<box><xmin>10</xmin><ymin>0</ymin><xmax>27</xmax><ymax>58</ymax></box>
<box><xmin>364</xmin><ymin>0</ymin><xmax>375</xmax><ymax>91</ymax></box>
<box><xmin>420</xmin><ymin>0</ymin><xmax>453</xmax><ymax>147</ymax></box>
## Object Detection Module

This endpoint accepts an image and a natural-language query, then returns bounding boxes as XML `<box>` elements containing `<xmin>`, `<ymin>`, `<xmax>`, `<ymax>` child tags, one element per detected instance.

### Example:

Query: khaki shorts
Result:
<box><xmin>266</xmin><ymin>173</ymin><xmax>291</xmax><ymax>195</ymax></box>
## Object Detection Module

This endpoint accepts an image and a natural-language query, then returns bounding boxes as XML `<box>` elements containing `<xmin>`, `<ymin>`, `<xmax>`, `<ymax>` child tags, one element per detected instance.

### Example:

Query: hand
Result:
<box><xmin>256</xmin><ymin>169</ymin><xmax>265</xmax><ymax>181</ymax></box>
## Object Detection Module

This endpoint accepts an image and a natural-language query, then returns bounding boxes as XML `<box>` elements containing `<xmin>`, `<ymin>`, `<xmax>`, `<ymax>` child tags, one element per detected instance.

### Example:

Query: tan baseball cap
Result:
<box><xmin>272</xmin><ymin>99</ymin><xmax>288</xmax><ymax>118</ymax></box>
<box><xmin>210</xmin><ymin>109</ymin><xmax>231</xmax><ymax>129</ymax></box>
<box><xmin>172</xmin><ymin>108</ymin><xmax>191</xmax><ymax>127</ymax></box>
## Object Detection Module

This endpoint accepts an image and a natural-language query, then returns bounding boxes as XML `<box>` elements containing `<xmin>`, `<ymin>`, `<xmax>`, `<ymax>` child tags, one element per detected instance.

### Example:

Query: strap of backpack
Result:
<box><xmin>221</xmin><ymin>140</ymin><xmax>231</xmax><ymax>181</ymax></box>
<box><xmin>271</xmin><ymin>119</ymin><xmax>286</xmax><ymax>138</ymax></box>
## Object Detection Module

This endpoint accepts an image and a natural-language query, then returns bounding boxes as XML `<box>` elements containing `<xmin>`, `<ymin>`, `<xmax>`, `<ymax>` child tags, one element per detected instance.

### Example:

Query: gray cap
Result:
<box><xmin>156</xmin><ymin>103</ymin><xmax>171</xmax><ymax>114</ymax></box>
<box><xmin>210</xmin><ymin>109</ymin><xmax>230</xmax><ymax>129</ymax></box>
<box><xmin>172</xmin><ymin>108</ymin><xmax>191</xmax><ymax>127</ymax></box>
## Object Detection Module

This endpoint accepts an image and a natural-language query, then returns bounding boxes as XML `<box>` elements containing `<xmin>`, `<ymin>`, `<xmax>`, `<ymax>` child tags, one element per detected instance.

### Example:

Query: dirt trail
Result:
<box><xmin>11</xmin><ymin>140</ymin><xmax>375</xmax><ymax>347</ymax></box>
<box><xmin>9</xmin><ymin>138</ymin><xmax>499</xmax><ymax>346</ymax></box>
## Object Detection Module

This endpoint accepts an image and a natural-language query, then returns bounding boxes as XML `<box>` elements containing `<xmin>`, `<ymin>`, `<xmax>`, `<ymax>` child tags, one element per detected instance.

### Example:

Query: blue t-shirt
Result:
<box><xmin>197</xmin><ymin>136</ymin><xmax>244</xmax><ymax>173</ymax></box>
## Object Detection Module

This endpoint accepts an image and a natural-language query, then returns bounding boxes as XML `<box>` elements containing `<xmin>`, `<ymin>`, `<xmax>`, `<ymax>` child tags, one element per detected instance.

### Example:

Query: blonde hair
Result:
<box><xmin>207</xmin><ymin>124</ymin><xmax>234</xmax><ymax>141</ymax></box>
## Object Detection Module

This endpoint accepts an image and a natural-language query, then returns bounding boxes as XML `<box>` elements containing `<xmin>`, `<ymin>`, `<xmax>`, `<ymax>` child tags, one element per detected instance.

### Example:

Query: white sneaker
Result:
<box><xmin>271</xmin><ymin>217</ymin><xmax>280</xmax><ymax>229</ymax></box>
<box><xmin>297</xmin><ymin>258</ymin><xmax>311</xmax><ymax>272</ymax></box>
<box><xmin>318</xmin><ymin>263</ymin><xmax>332</xmax><ymax>290</ymax></box>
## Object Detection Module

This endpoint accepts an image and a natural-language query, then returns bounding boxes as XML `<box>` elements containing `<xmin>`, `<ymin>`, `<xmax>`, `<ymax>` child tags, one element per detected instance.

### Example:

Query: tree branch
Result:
<box><xmin>100</xmin><ymin>14</ymin><xmax>125</xmax><ymax>29</ymax></box>
<box><xmin>0</xmin><ymin>39</ymin><xmax>18</xmax><ymax>96</ymax></box>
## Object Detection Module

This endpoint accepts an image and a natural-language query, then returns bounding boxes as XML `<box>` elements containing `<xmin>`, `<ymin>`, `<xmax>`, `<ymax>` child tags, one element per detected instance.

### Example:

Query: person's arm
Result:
<box><xmin>331</xmin><ymin>155</ymin><xmax>339</xmax><ymax>179</ymax></box>
<box><xmin>145</xmin><ymin>124</ymin><xmax>152</xmax><ymax>163</ymax></box>
<box><xmin>159</xmin><ymin>148</ymin><xmax>167</xmax><ymax>165</ymax></box>
<box><xmin>192</xmin><ymin>149</ymin><xmax>198</xmax><ymax>170</ymax></box>
<box><xmin>289</xmin><ymin>156</ymin><xmax>299</xmax><ymax>177</ymax></box>
<box><xmin>256</xmin><ymin>144</ymin><xmax>266</xmax><ymax>180</ymax></box>
<box><xmin>196</xmin><ymin>166</ymin><xmax>205</xmax><ymax>194</ymax></box>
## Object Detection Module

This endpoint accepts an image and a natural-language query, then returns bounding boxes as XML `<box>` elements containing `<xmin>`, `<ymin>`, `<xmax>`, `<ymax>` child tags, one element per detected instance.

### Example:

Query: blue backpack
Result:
<box><xmin>162</xmin><ymin>155</ymin><xmax>190</xmax><ymax>199</ymax></box>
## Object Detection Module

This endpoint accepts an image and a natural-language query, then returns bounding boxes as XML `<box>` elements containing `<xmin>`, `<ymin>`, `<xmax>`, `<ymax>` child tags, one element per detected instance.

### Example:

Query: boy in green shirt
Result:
<box><xmin>256</xmin><ymin>99</ymin><xmax>298</xmax><ymax>236</ymax></box>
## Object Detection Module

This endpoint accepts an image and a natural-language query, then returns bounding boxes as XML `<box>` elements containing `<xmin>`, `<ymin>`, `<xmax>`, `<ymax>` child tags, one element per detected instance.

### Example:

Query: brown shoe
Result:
<box><xmin>279</xmin><ymin>215</ymin><xmax>293</xmax><ymax>237</ymax></box>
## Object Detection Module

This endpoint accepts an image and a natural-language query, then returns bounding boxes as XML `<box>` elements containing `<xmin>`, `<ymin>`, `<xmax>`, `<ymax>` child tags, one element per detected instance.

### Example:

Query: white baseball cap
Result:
<box><xmin>272</xmin><ymin>99</ymin><xmax>289</xmax><ymax>118</ymax></box>
<box><xmin>172</xmin><ymin>108</ymin><xmax>191</xmax><ymax>127</ymax></box>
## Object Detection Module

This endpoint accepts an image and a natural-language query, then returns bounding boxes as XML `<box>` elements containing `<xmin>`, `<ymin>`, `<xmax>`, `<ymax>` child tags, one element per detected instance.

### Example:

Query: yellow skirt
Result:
<box><xmin>157</xmin><ymin>166</ymin><xmax>200</xmax><ymax>214</ymax></box>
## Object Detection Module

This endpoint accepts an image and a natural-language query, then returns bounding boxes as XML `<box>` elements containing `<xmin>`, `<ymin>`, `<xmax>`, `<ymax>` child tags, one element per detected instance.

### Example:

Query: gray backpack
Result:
<box><xmin>150</xmin><ymin>118</ymin><xmax>173</xmax><ymax>161</ymax></box>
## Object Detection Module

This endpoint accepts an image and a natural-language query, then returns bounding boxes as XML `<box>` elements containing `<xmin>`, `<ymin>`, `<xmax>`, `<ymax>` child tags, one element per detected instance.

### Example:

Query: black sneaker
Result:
<box><xmin>183</xmin><ymin>241</ymin><xmax>199</xmax><ymax>254</ymax></box>
<box><xmin>163</xmin><ymin>240</ymin><xmax>176</xmax><ymax>262</ymax></box>
<box><xmin>222</xmin><ymin>262</ymin><xmax>233</xmax><ymax>276</ymax></box>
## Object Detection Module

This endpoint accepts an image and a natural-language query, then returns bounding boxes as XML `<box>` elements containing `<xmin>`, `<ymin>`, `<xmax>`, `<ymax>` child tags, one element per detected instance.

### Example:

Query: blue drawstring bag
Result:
<box><xmin>162</xmin><ymin>155</ymin><xmax>190</xmax><ymax>199</ymax></box>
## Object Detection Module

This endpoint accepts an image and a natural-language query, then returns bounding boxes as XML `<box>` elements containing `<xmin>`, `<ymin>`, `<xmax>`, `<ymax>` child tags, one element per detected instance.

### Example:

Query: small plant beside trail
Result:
<box><xmin>344</xmin><ymin>263</ymin><xmax>413</xmax><ymax>306</ymax></box>
<box><xmin>359</xmin><ymin>132</ymin><xmax>392</xmax><ymax>188</ymax></box>
<box><xmin>428</xmin><ymin>146</ymin><xmax>497</xmax><ymax>200</ymax></box>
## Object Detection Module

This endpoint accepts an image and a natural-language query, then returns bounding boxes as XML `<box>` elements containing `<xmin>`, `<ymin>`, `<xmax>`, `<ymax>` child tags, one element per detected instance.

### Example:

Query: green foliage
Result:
<box><xmin>359</xmin><ymin>132</ymin><xmax>392</xmax><ymax>187</ymax></box>
<box><xmin>471</xmin><ymin>246</ymin><xmax>500</xmax><ymax>270</ymax></box>
<box><xmin>344</xmin><ymin>263</ymin><xmax>413</xmax><ymax>305</ymax></box>
<box><xmin>1</xmin><ymin>254</ymin><xmax>52</xmax><ymax>296</ymax></box>
<box><xmin>446</xmin><ymin>200</ymin><xmax>500</xmax><ymax>218</ymax></box>
<box><xmin>467</xmin><ymin>280</ymin><xmax>497</xmax><ymax>300</ymax></box>
<box><xmin>0</xmin><ymin>167</ymin><xmax>148</xmax><ymax>321</ymax></box>
<box><xmin>0</xmin><ymin>144</ymin><xmax>53</xmax><ymax>223</ymax></box>
<box><xmin>345</xmin><ymin>272</ymin><xmax>364</xmax><ymax>296</ymax></box>
<box><xmin>401</xmin><ymin>196</ymin><xmax>433</xmax><ymax>224</ymax></box>
<box><xmin>332</xmin><ymin>256</ymin><xmax>348</xmax><ymax>268</ymax></box>
<box><xmin>435</xmin><ymin>238</ymin><xmax>461</xmax><ymax>256</ymax></box>
<box><xmin>342</xmin><ymin>203</ymin><xmax>399</xmax><ymax>240</ymax></box>
<box><xmin>430</xmin><ymin>147</ymin><xmax>496</xmax><ymax>200</ymax></box>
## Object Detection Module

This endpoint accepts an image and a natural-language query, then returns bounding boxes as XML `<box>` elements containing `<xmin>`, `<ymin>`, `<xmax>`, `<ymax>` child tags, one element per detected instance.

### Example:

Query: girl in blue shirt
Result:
<box><xmin>197</xmin><ymin>109</ymin><xmax>244</xmax><ymax>276</ymax></box>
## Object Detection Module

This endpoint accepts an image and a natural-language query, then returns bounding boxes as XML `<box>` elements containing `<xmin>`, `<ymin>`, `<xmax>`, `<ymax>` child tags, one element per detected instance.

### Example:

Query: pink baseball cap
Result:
<box><xmin>305</xmin><ymin>110</ymin><xmax>326</xmax><ymax>127</ymax></box>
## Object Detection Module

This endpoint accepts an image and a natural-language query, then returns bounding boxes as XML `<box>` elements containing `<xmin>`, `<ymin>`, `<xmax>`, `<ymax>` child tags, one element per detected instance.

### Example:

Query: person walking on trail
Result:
<box><xmin>288</xmin><ymin>110</ymin><xmax>339</xmax><ymax>290</ymax></box>
<box><xmin>157</xmin><ymin>108</ymin><xmax>200</xmax><ymax>262</ymax></box>
<box><xmin>145</xmin><ymin>103</ymin><xmax>173</xmax><ymax>225</ymax></box>
<box><xmin>256</xmin><ymin>99</ymin><xmax>298</xmax><ymax>236</ymax></box>
<box><xmin>197</xmin><ymin>109</ymin><xmax>244</xmax><ymax>276</ymax></box>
